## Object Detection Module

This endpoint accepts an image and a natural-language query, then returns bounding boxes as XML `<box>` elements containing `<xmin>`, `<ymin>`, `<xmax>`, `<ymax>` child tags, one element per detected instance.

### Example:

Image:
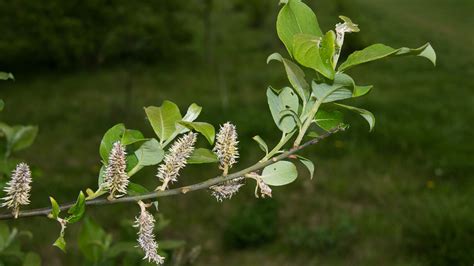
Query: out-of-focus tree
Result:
<box><xmin>0</xmin><ymin>0</ymin><xmax>193</xmax><ymax>69</ymax></box>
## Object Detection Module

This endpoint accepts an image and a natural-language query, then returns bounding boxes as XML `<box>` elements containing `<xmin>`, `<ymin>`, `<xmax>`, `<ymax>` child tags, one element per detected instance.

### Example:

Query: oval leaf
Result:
<box><xmin>121</xmin><ymin>129</ymin><xmax>146</xmax><ymax>146</ymax></box>
<box><xmin>53</xmin><ymin>234</ymin><xmax>66</xmax><ymax>253</ymax></box>
<box><xmin>277</xmin><ymin>0</ymin><xmax>322</xmax><ymax>56</ymax></box>
<box><xmin>49</xmin><ymin>197</ymin><xmax>60</xmax><ymax>219</ymax></box>
<box><xmin>338</xmin><ymin>43</ymin><xmax>436</xmax><ymax>71</ymax></box>
<box><xmin>182</xmin><ymin>103</ymin><xmax>202</xmax><ymax>123</ymax></box>
<box><xmin>334</xmin><ymin>103</ymin><xmax>375</xmax><ymax>131</ymax></box>
<box><xmin>179</xmin><ymin>121</ymin><xmax>215</xmax><ymax>145</ymax></box>
<box><xmin>134</xmin><ymin>139</ymin><xmax>164</xmax><ymax>167</ymax></box>
<box><xmin>252</xmin><ymin>135</ymin><xmax>269</xmax><ymax>155</ymax></box>
<box><xmin>296</xmin><ymin>155</ymin><xmax>315</xmax><ymax>179</ymax></box>
<box><xmin>315</xmin><ymin>109</ymin><xmax>344</xmax><ymax>131</ymax></box>
<box><xmin>127</xmin><ymin>182</ymin><xmax>150</xmax><ymax>196</ymax></box>
<box><xmin>188</xmin><ymin>148</ymin><xmax>218</xmax><ymax>164</ymax></box>
<box><xmin>261</xmin><ymin>161</ymin><xmax>298</xmax><ymax>186</ymax></box>
<box><xmin>267</xmin><ymin>87</ymin><xmax>299</xmax><ymax>133</ymax></box>
<box><xmin>311</xmin><ymin>81</ymin><xmax>352</xmax><ymax>103</ymax></box>
<box><xmin>319</xmin><ymin>30</ymin><xmax>336</xmax><ymax>71</ymax></box>
<box><xmin>99</xmin><ymin>124</ymin><xmax>125</xmax><ymax>162</ymax></box>
<box><xmin>177</xmin><ymin>103</ymin><xmax>203</xmax><ymax>134</ymax></box>
<box><xmin>293</xmin><ymin>33</ymin><xmax>335</xmax><ymax>79</ymax></box>
<box><xmin>267</xmin><ymin>53</ymin><xmax>310</xmax><ymax>100</ymax></box>
<box><xmin>97</xmin><ymin>165</ymin><xmax>105</xmax><ymax>187</ymax></box>
<box><xmin>145</xmin><ymin>101</ymin><xmax>182</xmax><ymax>143</ymax></box>
<box><xmin>67</xmin><ymin>191</ymin><xmax>86</xmax><ymax>224</ymax></box>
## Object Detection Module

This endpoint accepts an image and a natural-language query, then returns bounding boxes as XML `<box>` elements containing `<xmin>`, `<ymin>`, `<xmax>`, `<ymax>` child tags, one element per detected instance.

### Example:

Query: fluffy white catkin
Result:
<box><xmin>103</xmin><ymin>141</ymin><xmax>129</xmax><ymax>198</ymax></box>
<box><xmin>134</xmin><ymin>202</ymin><xmax>165</xmax><ymax>265</ymax></box>
<box><xmin>157</xmin><ymin>132</ymin><xmax>197</xmax><ymax>189</ymax></box>
<box><xmin>2</xmin><ymin>163</ymin><xmax>32</xmax><ymax>218</ymax></box>
<box><xmin>213</xmin><ymin>122</ymin><xmax>239</xmax><ymax>175</ymax></box>
<box><xmin>210</xmin><ymin>177</ymin><xmax>244</xmax><ymax>202</ymax></box>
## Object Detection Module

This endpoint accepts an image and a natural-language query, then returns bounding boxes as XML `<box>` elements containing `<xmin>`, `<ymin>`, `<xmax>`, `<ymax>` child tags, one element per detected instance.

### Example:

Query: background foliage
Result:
<box><xmin>0</xmin><ymin>0</ymin><xmax>473</xmax><ymax>265</ymax></box>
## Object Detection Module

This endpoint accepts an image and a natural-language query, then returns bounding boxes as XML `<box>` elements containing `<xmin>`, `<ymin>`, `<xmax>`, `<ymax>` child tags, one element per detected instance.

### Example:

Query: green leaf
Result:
<box><xmin>78</xmin><ymin>217</ymin><xmax>109</xmax><ymax>263</ymax></box>
<box><xmin>279</xmin><ymin>109</ymin><xmax>302</xmax><ymax>130</ymax></box>
<box><xmin>296</xmin><ymin>155</ymin><xmax>315</xmax><ymax>179</ymax></box>
<box><xmin>267</xmin><ymin>53</ymin><xmax>310</xmax><ymax>100</ymax></box>
<box><xmin>338</xmin><ymin>43</ymin><xmax>436</xmax><ymax>71</ymax></box>
<box><xmin>53</xmin><ymin>234</ymin><xmax>66</xmax><ymax>253</ymax></box>
<box><xmin>97</xmin><ymin>165</ymin><xmax>105</xmax><ymax>187</ymax></box>
<box><xmin>178</xmin><ymin>121</ymin><xmax>215</xmax><ymax>145</ymax></box>
<box><xmin>99</xmin><ymin>124</ymin><xmax>125</xmax><ymax>162</ymax></box>
<box><xmin>127</xmin><ymin>182</ymin><xmax>150</xmax><ymax>196</ymax></box>
<box><xmin>176</xmin><ymin>103</ymin><xmax>203</xmax><ymax>135</ymax></box>
<box><xmin>293</xmin><ymin>34</ymin><xmax>335</xmax><ymax>79</ymax></box>
<box><xmin>314</xmin><ymin>109</ymin><xmax>344</xmax><ymax>131</ymax></box>
<box><xmin>182</xmin><ymin>103</ymin><xmax>202</xmax><ymax>124</ymax></box>
<box><xmin>145</xmin><ymin>101</ymin><xmax>182</xmax><ymax>144</ymax></box>
<box><xmin>267</xmin><ymin>87</ymin><xmax>299</xmax><ymax>133</ymax></box>
<box><xmin>261</xmin><ymin>161</ymin><xmax>298</xmax><ymax>186</ymax></box>
<box><xmin>0</xmin><ymin>72</ymin><xmax>14</xmax><ymax>80</ymax></box>
<box><xmin>49</xmin><ymin>197</ymin><xmax>60</xmax><ymax>219</ymax></box>
<box><xmin>134</xmin><ymin>139</ymin><xmax>164</xmax><ymax>167</ymax></box>
<box><xmin>66</xmin><ymin>191</ymin><xmax>86</xmax><ymax>224</ymax></box>
<box><xmin>121</xmin><ymin>129</ymin><xmax>146</xmax><ymax>146</ymax></box>
<box><xmin>334</xmin><ymin>103</ymin><xmax>375</xmax><ymax>131</ymax></box>
<box><xmin>0</xmin><ymin>99</ymin><xmax>4</xmax><ymax>112</ymax></box>
<box><xmin>188</xmin><ymin>148</ymin><xmax>218</xmax><ymax>164</ymax></box>
<box><xmin>10</xmin><ymin>125</ymin><xmax>38</xmax><ymax>152</ymax></box>
<box><xmin>353</xmin><ymin>85</ymin><xmax>373</xmax><ymax>98</ymax></box>
<box><xmin>332</xmin><ymin>73</ymin><xmax>373</xmax><ymax>98</ymax></box>
<box><xmin>312</xmin><ymin>81</ymin><xmax>352</xmax><ymax>103</ymax></box>
<box><xmin>125</xmin><ymin>153</ymin><xmax>138</xmax><ymax>173</ymax></box>
<box><xmin>252</xmin><ymin>135</ymin><xmax>269</xmax><ymax>155</ymax></box>
<box><xmin>276</xmin><ymin>0</ymin><xmax>322</xmax><ymax>56</ymax></box>
<box><xmin>311</xmin><ymin>73</ymin><xmax>372</xmax><ymax>102</ymax></box>
<box><xmin>22</xmin><ymin>252</ymin><xmax>41</xmax><ymax>266</ymax></box>
<box><xmin>86</xmin><ymin>188</ymin><xmax>106</xmax><ymax>201</ymax></box>
<box><xmin>319</xmin><ymin>31</ymin><xmax>336</xmax><ymax>71</ymax></box>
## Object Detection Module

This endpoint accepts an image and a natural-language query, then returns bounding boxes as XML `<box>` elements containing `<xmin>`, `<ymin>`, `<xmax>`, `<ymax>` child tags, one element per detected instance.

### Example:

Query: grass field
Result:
<box><xmin>0</xmin><ymin>0</ymin><xmax>473</xmax><ymax>265</ymax></box>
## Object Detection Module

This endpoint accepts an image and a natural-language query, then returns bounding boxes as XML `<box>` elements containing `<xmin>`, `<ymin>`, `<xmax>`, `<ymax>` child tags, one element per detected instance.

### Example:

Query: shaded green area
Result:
<box><xmin>0</xmin><ymin>0</ymin><xmax>473</xmax><ymax>265</ymax></box>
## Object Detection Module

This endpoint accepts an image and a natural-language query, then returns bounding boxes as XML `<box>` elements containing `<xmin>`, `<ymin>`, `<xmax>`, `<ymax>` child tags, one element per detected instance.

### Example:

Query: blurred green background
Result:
<box><xmin>0</xmin><ymin>0</ymin><xmax>473</xmax><ymax>265</ymax></box>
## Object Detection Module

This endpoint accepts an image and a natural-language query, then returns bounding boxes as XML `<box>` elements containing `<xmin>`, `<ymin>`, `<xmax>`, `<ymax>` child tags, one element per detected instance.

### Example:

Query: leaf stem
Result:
<box><xmin>260</xmin><ymin>132</ymin><xmax>287</xmax><ymax>162</ymax></box>
<box><xmin>127</xmin><ymin>164</ymin><xmax>143</xmax><ymax>177</ymax></box>
<box><xmin>293</xmin><ymin>99</ymin><xmax>322</xmax><ymax>147</ymax></box>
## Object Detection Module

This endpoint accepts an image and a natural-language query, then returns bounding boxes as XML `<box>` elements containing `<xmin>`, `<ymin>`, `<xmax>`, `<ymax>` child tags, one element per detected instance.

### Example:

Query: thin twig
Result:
<box><xmin>0</xmin><ymin>126</ymin><xmax>345</xmax><ymax>220</ymax></box>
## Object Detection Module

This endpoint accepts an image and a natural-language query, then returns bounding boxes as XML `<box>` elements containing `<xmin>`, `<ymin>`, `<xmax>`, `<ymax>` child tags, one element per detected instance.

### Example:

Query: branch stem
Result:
<box><xmin>0</xmin><ymin>126</ymin><xmax>344</xmax><ymax>220</ymax></box>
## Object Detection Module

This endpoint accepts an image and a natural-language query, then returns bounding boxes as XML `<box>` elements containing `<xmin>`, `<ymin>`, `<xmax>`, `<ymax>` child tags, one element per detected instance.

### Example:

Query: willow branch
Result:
<box><xmin>0</xmin><ymin>125</ymin><xmax>345</xmax><ymax>220</ymax></box>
